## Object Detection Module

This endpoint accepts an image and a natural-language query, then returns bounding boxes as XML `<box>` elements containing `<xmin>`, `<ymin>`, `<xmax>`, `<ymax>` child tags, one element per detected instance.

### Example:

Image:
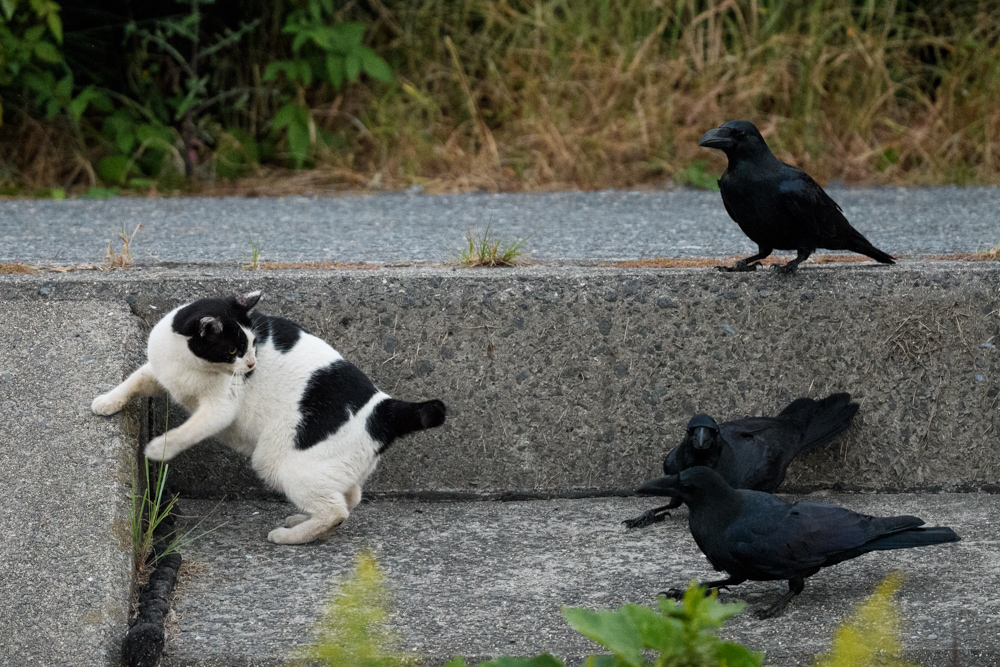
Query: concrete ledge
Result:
<box><xmin>164</xmin><ymin>493</ymin><xmax>999</xmax><ymax>666</ymax></box>
<box><xmin>0</xmin><ymin>298</ymin><xmax>142</xmax><ymax>665</ymax></box>
<box><xmin>2</xmin><ymin>261</ymin><xmax>997</xmax><ymax>497</ymax></box>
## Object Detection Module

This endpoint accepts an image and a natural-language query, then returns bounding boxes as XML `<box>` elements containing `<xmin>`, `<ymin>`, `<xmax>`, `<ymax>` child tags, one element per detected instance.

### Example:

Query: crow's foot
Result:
<box><xmin>716</xmin><ymin>260</ymin><xmax>759</xmax><ymax>273</ymax></box>
<box><xmin>622</xmin><ymin>509</ymin><xmax>670</xmax><ymax>529</ymax></box>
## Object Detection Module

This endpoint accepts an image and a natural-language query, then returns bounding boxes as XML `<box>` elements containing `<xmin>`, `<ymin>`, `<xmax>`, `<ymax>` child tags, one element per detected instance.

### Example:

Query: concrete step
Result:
<box><xmin>164</xmin><ymin>493</ymin><xmax>999</xmax><ymax>666</ymax></box>
<box><xmin>0</xmin><ymin>297</ymin><xmax>143</xmax><ymax>665</ymax></box>
<box><xmin>4</xmin><ymin>260</ymin><xmax>995</xmax><ymax>498</ymax></box>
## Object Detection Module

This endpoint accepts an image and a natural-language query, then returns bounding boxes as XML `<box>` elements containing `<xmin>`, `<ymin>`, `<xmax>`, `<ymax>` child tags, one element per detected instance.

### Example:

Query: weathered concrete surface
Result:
<box><xmin>2</xmin><ymin>261</ymin><xmax>997</xmax><ymax>498</ymax></box>
<box><xmin>0</xmin><ymin>298</ymin><xmax>141</xmax><ymax>665</ymax></box>
<box><xmin>1</xmin><ymin>187</ymin><xmax>998</xmax><ymax>265</ymax></box>
<box><xmin>163</xmin><ymin>494</ymin><xmax>999</xmax><ymax>666</ymax></box>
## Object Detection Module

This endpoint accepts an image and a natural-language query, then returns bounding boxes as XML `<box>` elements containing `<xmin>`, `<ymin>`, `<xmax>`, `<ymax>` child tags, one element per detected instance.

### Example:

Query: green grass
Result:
<box><xmin>246</xmin><ymin>232</ymin><xmax>264</xmax><ymax>270</ymax></box>
<box><xmin>457</xmin><ymin>224</ymin><xmax>530</xmax><ymax>267</ymax></box>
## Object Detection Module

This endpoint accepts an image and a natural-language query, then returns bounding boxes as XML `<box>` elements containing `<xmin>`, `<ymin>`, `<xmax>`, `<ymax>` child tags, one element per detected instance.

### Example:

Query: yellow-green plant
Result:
<box><xmin>812</xmin><ymin>572</ymin><xmax>917</xmax><ymax>667</ymax></box>
<box><xmin>457</xmin><ymin>224</ymin><xmax>530</xmax><ymax>268</ymax></box>
<box><xmin>293</xmin><ymin>550</ymin><xmax>415</xmax><ymax>667</ymax></box>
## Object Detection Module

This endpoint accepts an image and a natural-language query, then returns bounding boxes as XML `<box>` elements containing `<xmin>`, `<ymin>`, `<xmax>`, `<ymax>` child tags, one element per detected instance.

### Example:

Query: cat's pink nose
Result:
<box><xmin>247</xmin><ymin>360</ymin><xmax>256</xmax><ymax>369</ymax></box>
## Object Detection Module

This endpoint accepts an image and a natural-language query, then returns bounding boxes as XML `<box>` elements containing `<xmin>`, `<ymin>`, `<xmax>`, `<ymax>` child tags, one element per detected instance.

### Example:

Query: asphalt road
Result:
<box><xmin>1</xmin><ymin>186</ymin><xmax>997</xmax><ymax>265</ymax></box>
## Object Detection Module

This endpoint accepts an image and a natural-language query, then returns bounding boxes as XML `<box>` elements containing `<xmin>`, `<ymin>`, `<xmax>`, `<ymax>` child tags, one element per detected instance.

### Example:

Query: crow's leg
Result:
<box><xmin>775</xmin><ymin>248</ymin><xmax>813</xmax><ymax>275</ymax></box>
<box><xmin>622</xmin><ymin>498</ymin><xmax>682</xmax><ymax>529</ymax></box>
<box><xmin>754</xmin><ymin>576</ymin><xmax>805</xmax><ymax>619</ymax></box>
<box><xmin>717</xmin><ymin>247</ymin><xmax>773</xmax><ymax>272</ymax></box>
<box><xmin>661</xmin><ymin>576</ymin><xmax>746</xmax><ymax>599</ymax></box>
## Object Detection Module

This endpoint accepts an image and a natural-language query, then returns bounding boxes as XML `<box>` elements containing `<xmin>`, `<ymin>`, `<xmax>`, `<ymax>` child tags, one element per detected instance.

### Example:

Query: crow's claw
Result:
<box><xmin>622</xmin><ymin>509</ymin><xmax>670</xmax><ymax>530</ymax></box>
<box><xmin>660</xmin><ymin>588</ymin><xmax>686</xmax><ymax>600</ymax></box>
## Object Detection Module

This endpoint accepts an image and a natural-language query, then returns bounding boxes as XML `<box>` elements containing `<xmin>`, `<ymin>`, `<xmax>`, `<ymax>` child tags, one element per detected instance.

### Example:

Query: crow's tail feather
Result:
<box><xmin>368</xmin><ymin>398</ymin><xmax>446</xmax><ymax>452</ymax></box>
<box><xmin>779</xmin><ymin>393</ymin><xmax>859</xmax><ymax>455</ymax></box>
<box><xmin>864</xmin><ymin>526</ymin><xmax>961</xmax><ymax>552</ymax></box>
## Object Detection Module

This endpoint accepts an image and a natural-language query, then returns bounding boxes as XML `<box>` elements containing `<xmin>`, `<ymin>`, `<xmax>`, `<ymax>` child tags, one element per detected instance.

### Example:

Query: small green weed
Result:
<box><xmin>246</xmin><ymin>232</ymin><xmax>264</xmax><ymax>269</ymax></box>
<box><xmin>292</xmin><ymin>550</ymin><xmax>415</xmax><ymax>666</ymax></box>
<box><xmin>447</xmin><ymin>583</ymin><xmax>763</xmax><ymax>667</ymax></box>
<box><xmin>132</xmin><ymin>411</ymin><xmax>221</xmax><ymax>577</ymax></box>
<box><xmin>458</xmin><ymin>224</ymin><xmax>530</xmax><ymax>268</ymax></box>
<box><xmin>812</xmin><ymin>572</ymin><xmax>917</xmax><ymax>667</ymax></box>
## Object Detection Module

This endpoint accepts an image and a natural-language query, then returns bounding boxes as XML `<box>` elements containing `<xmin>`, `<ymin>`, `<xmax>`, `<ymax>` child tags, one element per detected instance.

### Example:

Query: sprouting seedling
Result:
<box><xmin>105</xmin><ymin>223</ymin><xmax>142</xmax><ymax>270</ymax></box>
<box><xmin>247</xmin><ymin>232</ymin><xmax>264</xmax><ymax>270</ymax></box>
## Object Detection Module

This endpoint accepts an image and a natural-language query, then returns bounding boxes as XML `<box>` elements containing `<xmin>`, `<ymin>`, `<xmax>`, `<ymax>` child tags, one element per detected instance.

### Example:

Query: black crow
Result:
<box><xmin>637</xmin><ymin>466</ymin><xmax>960</xmax><ymax>619</ymax></box>
<box><xmin>698</xmin><ymin>120</ymin><xmax>894</xmax><ymax>273</ymax></box>
<box><xmin>624</xmin><ymin>393</ymin><xmax>859</xmax><ymax>529</ymax></box>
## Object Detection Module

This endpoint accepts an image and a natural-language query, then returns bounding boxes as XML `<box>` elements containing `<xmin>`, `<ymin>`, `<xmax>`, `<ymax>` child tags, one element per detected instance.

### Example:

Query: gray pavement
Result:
<box><xmin>0</xmin><ymin>299</ymin><xmax>142</xmax><ymax>666</ymax></box>
<box><xmin>165</xmin><ymin>494</ymin><xmax>999</xmax><ymax>666</ymax></box>
<box><xmin>1</xmin><ymin>187</ymin><xmax>998</xmax><ymax>265</ymax></box>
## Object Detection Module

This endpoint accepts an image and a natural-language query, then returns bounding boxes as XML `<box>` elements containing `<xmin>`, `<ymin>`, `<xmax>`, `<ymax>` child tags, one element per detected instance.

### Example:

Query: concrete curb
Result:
<box><xmin>3</xmin><ymin>261</ymin><xmax>997</xmax><ymax>498</ymax></box>
<box><xmin>0</xmin><ymin>297</ymin><xmax>143</xmax><ymax>665</ymax></box>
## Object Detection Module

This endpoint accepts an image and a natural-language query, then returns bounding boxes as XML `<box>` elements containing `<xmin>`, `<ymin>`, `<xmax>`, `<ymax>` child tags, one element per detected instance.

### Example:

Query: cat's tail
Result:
<box><xmin>368</xmin><ymin>397</ymin><xmax>447</xmax><ymax>453</ymax></box>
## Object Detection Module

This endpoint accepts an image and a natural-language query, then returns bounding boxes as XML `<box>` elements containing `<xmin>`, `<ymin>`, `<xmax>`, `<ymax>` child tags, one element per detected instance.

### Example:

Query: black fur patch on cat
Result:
<box><xmin>173</xmin><ymin>296</ymin><xmax>253</xmax><ymax>364</ymax></box>
<box><xmin>250</xmin><ymin>312</ymin><xmax>303</xmax><ymax>353</ymax></box>
<box><xmin>368</xmin><ymin>399</ymin><xmax>447</xmax><ymax>453</ymax></box>
<box><xmin>295</xmin><ymin>361</ymin><xmax>379</xmax><ymax>450</ymax></box>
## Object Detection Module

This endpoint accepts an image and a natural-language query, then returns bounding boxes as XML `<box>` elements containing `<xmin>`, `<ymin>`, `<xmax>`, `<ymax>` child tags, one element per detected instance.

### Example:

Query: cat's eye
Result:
<box><xmin>230</xmin><ymin>348</ymin><xmax>238</xmax><ymax>355</ymax></box>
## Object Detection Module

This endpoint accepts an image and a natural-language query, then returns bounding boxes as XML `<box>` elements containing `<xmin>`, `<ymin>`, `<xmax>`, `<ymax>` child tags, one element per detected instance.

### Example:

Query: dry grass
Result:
<box><xmin>104</xmin><ymin>223</ymin><xmax>142</xmax><ymax>270</ymax></box>
<box><xmin>0</xmin><ymin>263</ymin><xmax>40</xmax><ymax>274</ymax></box>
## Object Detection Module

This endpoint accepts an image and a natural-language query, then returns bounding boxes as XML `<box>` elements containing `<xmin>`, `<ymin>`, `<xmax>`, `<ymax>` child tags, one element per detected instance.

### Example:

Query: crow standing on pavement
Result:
<box><xmin>638</xmin><ymin>466</ymin><xmax>960</xmax><ymax>619</ymax></box>
<box><xmin>698</xmin><ymin>120</ymin><xmax>895</xmax><ymax>273</ymax></box>
<box><xmin>624</xmin><ymin>393</ymin><xmax>859</xmax><ymax>529</ymax></box>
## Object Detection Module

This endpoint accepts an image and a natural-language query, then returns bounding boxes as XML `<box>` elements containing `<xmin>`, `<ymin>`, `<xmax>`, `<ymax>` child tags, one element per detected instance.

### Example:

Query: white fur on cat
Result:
<box><xmin>92</xmin><ymin>292</ymin><xmax>390</xmax><ymax>544</ymax></box>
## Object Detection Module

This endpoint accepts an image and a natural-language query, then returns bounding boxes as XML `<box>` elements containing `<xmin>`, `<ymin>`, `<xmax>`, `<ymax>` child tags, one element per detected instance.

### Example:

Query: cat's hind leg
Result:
<box><xmin>92</xmin><ymin>363</ymin><xmax>163</xmax><ymax>415</ymax></box>
<box><xmin>345</xmin><ymin>484</ymin><xmax>362</xmax><ymax>510</ymax></box>
<box><xmin>268</xmin><ymin>494</ymin><xmax>349</xmax><ymax>545</ymax></box>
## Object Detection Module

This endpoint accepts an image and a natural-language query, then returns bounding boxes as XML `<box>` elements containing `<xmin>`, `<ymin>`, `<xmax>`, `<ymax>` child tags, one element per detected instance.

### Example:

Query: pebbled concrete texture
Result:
<box><xmin>163</xmin><ymin>493</ymin><xmax>999</xmax><ymax>666</ymax></box>
<box><xmin>1</xmin><ymin>187</ymin><xmax>998</xmax><ymax>266</ymax></box>
<box><xmin>2</xmin><ymin>261</ymin><xmax>998</xmax><ymax>499</ymax></box>
<box><xmin>0</xmin><ymin>297</ymin><xmax>142</xmax><ymax>665</ymax></box>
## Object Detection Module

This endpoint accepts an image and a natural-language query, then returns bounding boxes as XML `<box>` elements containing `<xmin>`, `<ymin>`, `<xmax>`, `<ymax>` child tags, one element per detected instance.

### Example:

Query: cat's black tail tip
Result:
<box><xmin>419</xmin><ymin>399</ymin><xmax>447</xmax><ymax>429</ymax></box>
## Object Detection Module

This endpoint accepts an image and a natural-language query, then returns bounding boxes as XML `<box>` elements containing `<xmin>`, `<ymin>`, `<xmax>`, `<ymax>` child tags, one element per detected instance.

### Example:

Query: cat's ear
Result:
<box><xmin>235</xmin><ymin>291</ymin><xmax>261</xmax><ymax>311</ymax></box>
<box><xmin>199</xmin><ymin>316</ymin><xmax>224</xmax><ymax>337</ymax></box>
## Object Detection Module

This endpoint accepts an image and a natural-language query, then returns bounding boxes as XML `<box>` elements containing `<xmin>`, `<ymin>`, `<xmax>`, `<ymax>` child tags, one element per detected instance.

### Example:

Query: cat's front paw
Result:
<box><xmin>267</xmin><ymin>526</ymin><xmax>301</xmax><ymax>545</ymax></box>
<box><xmin>144</xmin><ymin>435</ymin><xmax>179</xmax><ymax>461</ymax></box>
<box><xmin>92</xmin><ymin>392</ymin><xmax>125</xmax><ymax>416</ymax></box>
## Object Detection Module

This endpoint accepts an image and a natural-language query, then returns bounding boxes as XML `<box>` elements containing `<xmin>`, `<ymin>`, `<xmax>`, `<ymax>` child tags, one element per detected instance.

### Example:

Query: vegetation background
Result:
<box><xmin>2</xmin><ymin>0</ymin><xmax>999</xmax><ymax>197</ymax></box>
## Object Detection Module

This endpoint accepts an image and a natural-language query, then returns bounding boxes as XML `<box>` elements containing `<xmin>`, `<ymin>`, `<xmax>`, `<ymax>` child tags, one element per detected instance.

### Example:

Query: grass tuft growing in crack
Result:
<box><xmin>104</xmin><ymin>223</ymin><xmax>142</xmax><ymax>270</ymax></box>
<box><xmin>131</xmin><ymin>410</ymin><xmax>221</xmax><ymax>581</ymax></box>
<box><xmin>457</xmin><ymin>224</ymin><xmax>530</xmax><ymax>268</ymax></box>
<box><xmin>246</xmin><ymin>232</ymin><xmax>264</xmax><ymax>270</ymax></box>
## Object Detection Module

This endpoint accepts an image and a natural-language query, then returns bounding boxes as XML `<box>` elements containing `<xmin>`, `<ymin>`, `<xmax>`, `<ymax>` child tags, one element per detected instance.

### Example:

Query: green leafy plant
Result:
<box><xmin>458</xmin><ymin>224</ymin><xmax>530</xmax><ymax>268</ymax></box>
<box><xmin>812</xmin><ymin>572</ymin><xmax>917</xmax><ymax>667</ymax></box>
<box><xmin>119</xmin><ymin>0</ymin><xmax>260</xmax><ymax>181</ymax></box>
<box><xmin>447</xmin><ymin>583</ymin><xmax>763</xmax><ymax>667</ymax></box>
<box><xmin>0</xmin><ymin>0</ymin><xmax>109</xmax><ymax>123</ymax></box>
<box><xmin>292</xmin><ymin>550</ymin><xmax>415</xmax><ymax>666</ymax></box>
<box><xmin>264</xmin><ymin>0</ymin><xmax>391</xmax><ymax>166</ymax></box>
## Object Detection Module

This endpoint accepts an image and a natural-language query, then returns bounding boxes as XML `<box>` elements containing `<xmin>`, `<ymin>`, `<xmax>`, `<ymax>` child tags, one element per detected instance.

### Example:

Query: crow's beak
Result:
<box><xmin>698</xmin><ymin>127</ymin><xmax>734</xmax><ymax>149</ymax></box>
<box><xmin>637</xmin><ymin>475</ymin><xmax>680</xmax><ymax>497</ymax></box>
<box><xmin>693</xmin><ymin>426</ymin><xmax>712</xmax><ymax>451</ymax></box>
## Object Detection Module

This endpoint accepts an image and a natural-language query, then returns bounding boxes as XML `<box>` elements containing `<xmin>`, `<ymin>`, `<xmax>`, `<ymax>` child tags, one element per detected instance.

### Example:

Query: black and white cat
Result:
<box><xmin>92</xmin><ymin>291</ymin><xmax>446</xmax><ymax>544</ymax></box>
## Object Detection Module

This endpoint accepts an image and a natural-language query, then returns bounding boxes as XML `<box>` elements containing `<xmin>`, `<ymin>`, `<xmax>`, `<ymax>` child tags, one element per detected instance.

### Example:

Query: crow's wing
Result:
<box><xmin>727</xmin><ymin>496</ymin><xmax>924</xmax><ymax>577</ymax></box>
<box><xmin>718</xmin><ymin>417</ymin><xmax>803</xmax><ymax>490</ymax></box>
<box><xmin>776</xmin><ymin>168</ymin><xmax>846</xmax><ymax>241</ymax></box>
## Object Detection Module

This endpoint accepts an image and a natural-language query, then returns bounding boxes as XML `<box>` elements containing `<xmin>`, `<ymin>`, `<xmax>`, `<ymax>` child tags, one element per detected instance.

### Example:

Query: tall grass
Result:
<box><xmin>5</xmin><ymin>1</ymin><xmax>1000</xmax><ymax>192</ymax></box>
<box><xmin>343</xmin><ymin>0</ymin><xmax>1000</xmax><ymax>191</ymax></box>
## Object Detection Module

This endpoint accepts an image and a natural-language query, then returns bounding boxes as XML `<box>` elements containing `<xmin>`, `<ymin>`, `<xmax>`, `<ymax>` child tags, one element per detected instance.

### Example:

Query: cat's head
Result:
<box><xmin>171</xmin><ymin>291</ymin><xmax>261</xmax><ymax>374</ymax></box>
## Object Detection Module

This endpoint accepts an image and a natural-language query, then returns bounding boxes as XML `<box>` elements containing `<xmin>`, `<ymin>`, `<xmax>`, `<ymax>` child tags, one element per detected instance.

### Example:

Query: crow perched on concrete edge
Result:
<box><xmin>624</xmin><ymin>393</ymin><xmax>859</xmax><ymax>529</ymax></box>
<box><xmin>638</xmin><ymin>466</ymin><xmax>960</xmax><ymax>619</ymax></box>
<box><xmin>698</xmin><ymin>120</ymin><xmax>895</xmax><ymax>273</ymax></box>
